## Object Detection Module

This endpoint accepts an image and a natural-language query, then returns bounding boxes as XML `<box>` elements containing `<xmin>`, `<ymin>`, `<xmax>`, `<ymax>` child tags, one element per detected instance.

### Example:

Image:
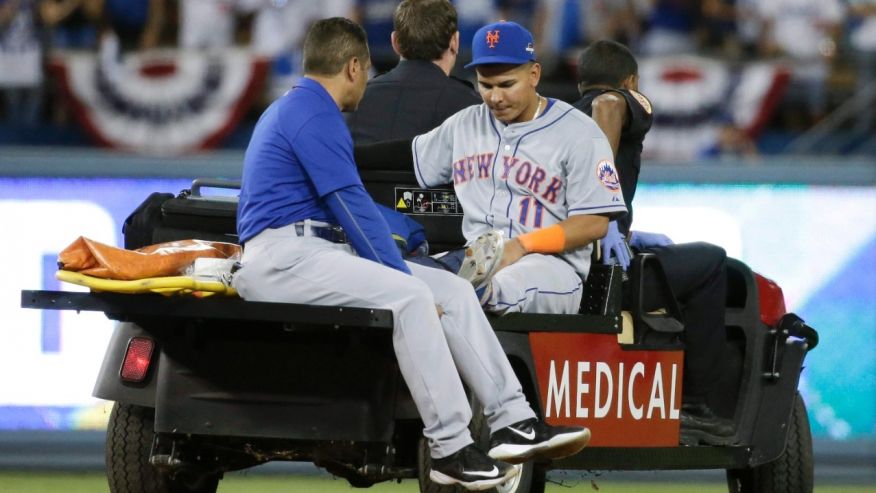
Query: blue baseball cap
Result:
<box><xmin>465</xmin><ymin>21</ymin><xmax>537</xmax><ymax>69</ymax></box>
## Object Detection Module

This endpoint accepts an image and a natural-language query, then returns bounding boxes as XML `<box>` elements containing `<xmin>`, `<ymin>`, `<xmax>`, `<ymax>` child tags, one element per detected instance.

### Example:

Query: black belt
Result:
<box><xmin>294</xmin><ymin>222</ymin><xmax>348</xmax><ymax>244</ymax></box>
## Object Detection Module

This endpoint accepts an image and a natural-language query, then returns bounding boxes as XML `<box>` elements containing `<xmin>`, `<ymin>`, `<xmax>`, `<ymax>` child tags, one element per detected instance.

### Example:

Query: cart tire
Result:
<box><xmin>726</xmin><ymin>393</ymin><xmax>813</xmax><ymax>493</ymax></box>
<box><xmin>417</xmin><ymin>398</ymin><xmax>546</xmax><ymax>493</ymax></box>
<box><xmin>106</xmin><ymin>402</ymin><xmax>220</xmax><ymax>493</ymax></box>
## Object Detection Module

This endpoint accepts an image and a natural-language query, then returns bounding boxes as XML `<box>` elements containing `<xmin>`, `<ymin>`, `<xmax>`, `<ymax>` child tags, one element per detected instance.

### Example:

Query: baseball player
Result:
<box><xmin>410</xmin><ymin>21</ymin><xmax>628</xmax><ymax>314</ymax></box>
<box><xmin>573</xmin><ymin>39</ymin><xmax>734</xmax><ymax>445</ymax></box>
<box><xmin>232</xmin><ymin>18</ymin><xmax>590</xmax><ymax>491</ymax></box>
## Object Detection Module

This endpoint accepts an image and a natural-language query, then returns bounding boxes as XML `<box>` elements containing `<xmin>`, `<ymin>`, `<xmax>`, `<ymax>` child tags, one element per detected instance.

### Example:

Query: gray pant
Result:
<box><xmin>233</xmin><ymin>224</ymin><xmax>535</xmax><ymax>458</ymax></box>
<box><xmin>410</xmin><ymin>249</ymin><xmax>584</xmax><ymax>315</ymax></box>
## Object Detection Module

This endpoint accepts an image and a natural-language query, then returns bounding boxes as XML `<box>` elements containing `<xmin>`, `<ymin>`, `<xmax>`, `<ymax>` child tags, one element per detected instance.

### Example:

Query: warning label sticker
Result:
<box><xmin>394</xmin><ymin>187</ymin><xmax>463</xmax><ymax>215</ymax></box>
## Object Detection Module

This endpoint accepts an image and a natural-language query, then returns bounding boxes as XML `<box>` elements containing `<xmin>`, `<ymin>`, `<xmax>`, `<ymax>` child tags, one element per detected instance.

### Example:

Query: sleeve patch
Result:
<box><xmin>596</xmin><ymin>159</ymin><xmax>621</xmax><ymax>193</ymax></box>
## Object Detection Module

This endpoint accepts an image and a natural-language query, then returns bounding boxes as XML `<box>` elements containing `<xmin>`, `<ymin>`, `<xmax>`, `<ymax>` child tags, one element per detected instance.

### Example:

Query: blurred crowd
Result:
<box><xmin>1</xmin><ymin>0</ymin><xmax>875</xmax><ymax>155</ymax></box>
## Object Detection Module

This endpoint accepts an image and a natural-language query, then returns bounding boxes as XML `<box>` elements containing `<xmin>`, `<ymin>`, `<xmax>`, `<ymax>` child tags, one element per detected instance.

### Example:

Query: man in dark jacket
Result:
<box><xmin>574</xmin><ymin>40</ymin><xmax>735</xmax><ymax>446</ymax></box>
<box><xmin>347</xmin><ymin>0</ymin><xmax>481</xmax><ymax>143</ymax></box>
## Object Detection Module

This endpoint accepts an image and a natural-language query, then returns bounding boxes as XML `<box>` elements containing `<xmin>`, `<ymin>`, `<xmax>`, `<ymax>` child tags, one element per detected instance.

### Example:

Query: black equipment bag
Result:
<box><xmin>123</xmin><ymin>175</ymin><xmax>463</xmax><ymax>252</ymax></box>
<box><xmin>123</xmin><ymin>179</ymin><xmax>240</xmax><ymax>249</ymax></box>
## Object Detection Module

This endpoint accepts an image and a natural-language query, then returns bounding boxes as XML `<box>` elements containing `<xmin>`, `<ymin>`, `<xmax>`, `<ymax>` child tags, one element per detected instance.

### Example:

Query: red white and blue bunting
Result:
<box><xmin>638</xmin><ymin>56</ymin><xmax>790</xmax><ymax>161</ymax></box>
<box><xmin>50</xmin><ymin>48</ymin><xmax>268</xmax><ymax>155</ymax></box>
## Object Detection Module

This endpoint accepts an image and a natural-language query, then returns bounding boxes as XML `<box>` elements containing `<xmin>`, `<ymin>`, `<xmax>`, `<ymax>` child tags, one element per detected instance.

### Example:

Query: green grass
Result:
<box><xmin>0</xmin><ymin>473</ymin><xmax>874</xmax><ymax>493</ymax></box>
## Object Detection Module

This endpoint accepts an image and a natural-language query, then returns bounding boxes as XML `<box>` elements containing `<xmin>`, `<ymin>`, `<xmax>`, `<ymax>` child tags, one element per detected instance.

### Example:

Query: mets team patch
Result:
<box><xmin>597</xmin><ymin>160</ymin><xmax>621</xmax><ymax>192</ymax></box>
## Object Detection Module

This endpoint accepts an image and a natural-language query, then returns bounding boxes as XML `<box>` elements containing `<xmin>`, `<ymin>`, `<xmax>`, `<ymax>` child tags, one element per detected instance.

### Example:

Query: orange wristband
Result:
<box><xmin>517</xmin><ymin>224</ymin><xmax>566</xmax><ymax>253</ymax></box>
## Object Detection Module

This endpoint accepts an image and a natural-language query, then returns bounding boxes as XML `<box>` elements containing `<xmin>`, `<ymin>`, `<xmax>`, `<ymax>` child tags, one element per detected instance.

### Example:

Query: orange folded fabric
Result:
<box><xmin>58</xmin><ymin>236</ymin><xmax>241</xmax><ymax>280</ymax></box>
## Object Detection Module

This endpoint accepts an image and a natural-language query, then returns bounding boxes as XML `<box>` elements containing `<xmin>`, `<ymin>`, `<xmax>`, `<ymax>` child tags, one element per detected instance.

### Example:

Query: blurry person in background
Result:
<box><xmin>351</xmin><ymin>0</ymin><xmax>397</xmax><ymax>71</ymax></box>
<box><xmin>536</xmin><ymin>0</ymin><xmax>620</xmax><ymax>76</ymax></box>
<box><xmin>756</xmin><ymin>0</ymin><xmax>843</xmax><ymax>127</ymax></box>
<box><xmin>0</xmin><ymin>0</ymin><xmax>43</xmax><ymax>127</ymax></box>
<box><xmin>582</xmin><ymin>0</ymin><xmax>644</xmax><ymax>47</ymax></box>
<box><xmin>87</xmin><ymin>0</ymin><xmax>166</xmax><ymax>99</ymax></box>
<box><xmin>638</xmin><ymin>0</ymin><xmax>701</xmax><ymax>56</ymax></box>
<box><xmin>732</xmin><ymin>0</ymin><xmax>763</xmax><ymax>57</ymax></box>
<box><xmin>704</xmin><ymin>115</ymin><xmax>759</xmax><ymax>160</ymax></box>
<box><xmin>92</xmin><ymin>0</ymin><xmax>167</xmax><ymax>52</ymax></box>
<box><xmin>243</xmin><ymin>0</ymin><xmax>354</xmax><ymax>100</ymax></box>
<box><xmin>700</xmin><ymin>0</ymin><xmax>743</xmax><ymax>58</ymax></box>
<box><xmin>39</xmin><ymin>0</ymin><xmax>101</xmax><ymax>50</ymax></box>
<box><xmin>39</xmin><ymin>0</ymin><xmax>100</xmax><ymax>126</ymax></box>
<box><xmin>496</xmin><ymin>0</ymin><xmax>543</xmax><ymax>34</ymax></box>
<box><xmin>848</xmin><ymin>0</ymin><xmax>876</xmax><ymax>134</ymax></box>
<box><xmin>179</xmin><ymin>0</ymin><xmax>238</xmax><ymax>51</ymax></box>
<box><xmin>496</xmin><ymin>0</ymin><xmax>550</xmax><ymax>66</ymax></box>
<box><xmin>452</xmin><ymin>0</ymin><xmax>496</xmax><ymax>64</ymax></box>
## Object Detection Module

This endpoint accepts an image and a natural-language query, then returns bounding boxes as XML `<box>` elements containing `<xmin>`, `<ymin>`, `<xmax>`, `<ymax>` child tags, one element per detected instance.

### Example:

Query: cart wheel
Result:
<box><xmin>726</xmin><ymin>392</ymin><xmax>813</xmax><ymax>493</ymax></box>
<box><xmin>106</xmin><ymin>402</ymin><xmax>220</xmax><ymax>493</ymax></box>
<box><xmin>417</xmin><ymin>398</ymin><xmax>546</xmax><ymax>493</ymax></box>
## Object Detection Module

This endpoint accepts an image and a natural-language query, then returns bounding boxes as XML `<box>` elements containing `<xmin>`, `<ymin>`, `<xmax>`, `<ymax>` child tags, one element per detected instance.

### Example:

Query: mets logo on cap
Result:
<box><xmin>597</xmin><ymin>160</ymin><xmax>620</xmax><ymax>192</ymax></box>
<box><xmin>486</xmin><ymin>30</ymin><xmax>499</xmax><ymax>48</ymax></box>
<box><xmin>466</xmin><ymin>21</ymin><xmax>537</xmax><ymax>68</ymax></box>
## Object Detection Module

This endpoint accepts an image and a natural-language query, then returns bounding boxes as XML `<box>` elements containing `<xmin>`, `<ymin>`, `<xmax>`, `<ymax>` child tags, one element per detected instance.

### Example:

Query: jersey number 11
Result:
<box><xmin>518</xmin><ymin>197</ymin><xmax>544</xmax><ymax>228</ymax></box>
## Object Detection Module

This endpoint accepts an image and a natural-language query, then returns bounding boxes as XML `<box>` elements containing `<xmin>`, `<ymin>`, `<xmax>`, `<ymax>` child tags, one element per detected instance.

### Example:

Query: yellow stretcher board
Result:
<box><xmin>56</xmin><ymin>270</ymin><xmax>237</xmax><ymax>297</ymax></box>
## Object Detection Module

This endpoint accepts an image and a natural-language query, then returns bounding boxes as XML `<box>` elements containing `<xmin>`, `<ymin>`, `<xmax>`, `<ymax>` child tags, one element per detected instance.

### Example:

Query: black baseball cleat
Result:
<box><xmin>488</xmin><ymin>418</ymin><xmax>591</xmax><ymax>464</ymax></box>
<box><xmin>679</xmin><ymin>402</ymin><xmax>736</xmax><ymax>446</ymax></box>
<box><xmin>429</xmin><ymin>444</ymin><xmax>519</xmax><ymax>491</ymax></box>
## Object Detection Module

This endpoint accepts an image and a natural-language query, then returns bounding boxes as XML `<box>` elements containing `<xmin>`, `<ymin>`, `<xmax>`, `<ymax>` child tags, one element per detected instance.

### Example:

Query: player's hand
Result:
<box><xmin>629</xmin><ymin>231</ymin><xmax>673</xmax><ymax>250</ymax></box>
<box><xmin>601</xmin><ymin>221</ymin><xmax>631</xmax><ymax>271</ymax></box>
<box><xmin>436</xmin><ymin>305</ymin><xmax>444</xmax><ymax>318</ymax></box>
<box><xmin>495</xmin><ymin>238</ymin><xmax>527</xmax><ymax>273</ymax></box>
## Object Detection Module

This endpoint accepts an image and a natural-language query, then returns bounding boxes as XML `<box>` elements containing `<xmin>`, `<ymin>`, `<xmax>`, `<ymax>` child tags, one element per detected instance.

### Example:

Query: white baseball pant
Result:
<box><xmin>232</xmin><ymin>224</ymin><xmax>535</xmax><ymax>458</ymax></box>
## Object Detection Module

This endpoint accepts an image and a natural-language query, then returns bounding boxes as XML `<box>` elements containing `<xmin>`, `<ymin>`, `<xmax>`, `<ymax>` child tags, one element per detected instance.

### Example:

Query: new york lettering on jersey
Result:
<box><xmin>449</xmin><ymin>153</ymin><xmax>563</xmax><ymax>207</ymax></box>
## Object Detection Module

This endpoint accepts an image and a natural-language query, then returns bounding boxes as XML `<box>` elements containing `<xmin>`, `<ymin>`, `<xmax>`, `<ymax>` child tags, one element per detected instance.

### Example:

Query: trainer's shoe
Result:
<box><xmin>488</xmin><ymin>418</ymin><xmax>591</xmax><ymax>464</ymax></box>
<box><xmin>679</xmin><ymin>402</ymin><xmax>735</xmax><ymax>446</ymax></box>
<box><xmin>457</xmin><ymin>231</ymin><xmax>504</xmax><ymax>288</ymax></box>
<box><xmin>429</xmin><ymin>444</ymin><xmax>518</xmax><ymax>491</ymax></box>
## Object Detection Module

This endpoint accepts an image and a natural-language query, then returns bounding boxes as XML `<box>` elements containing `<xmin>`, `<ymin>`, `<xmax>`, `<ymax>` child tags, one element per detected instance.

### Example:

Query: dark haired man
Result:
<box><xmin>232</xmin><ymin>17</ymin><xmax>590</xmax><ymax>490</ymax></box>
<box><xmin>573</xmin><ymin>39</ymin><xmax>735</xmax><ymax>445</ymax></box>
<box><xmin>347</xmin><ymin>0</ymin><xmax>481</xmax><ymax>143</ymax></box>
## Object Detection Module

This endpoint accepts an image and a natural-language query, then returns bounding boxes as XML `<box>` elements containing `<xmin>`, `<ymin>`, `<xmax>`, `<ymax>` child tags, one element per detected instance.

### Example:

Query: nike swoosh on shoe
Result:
<box><xmin>508</xmin><ymin>426</ymin><xmax>535</xmax><ymax>441</ymax></box>
<box><xmin>461</xmin><ymin>466</ymin><xmax>499</xmax><ymax>478</ymax></box>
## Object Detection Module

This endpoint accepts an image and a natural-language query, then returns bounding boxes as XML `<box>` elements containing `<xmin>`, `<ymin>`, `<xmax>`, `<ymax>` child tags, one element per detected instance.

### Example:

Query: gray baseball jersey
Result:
<box><xmin>412</xmin><ymin>99</ymin><xmax>627</xmax><ymax>277</ymax></box>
